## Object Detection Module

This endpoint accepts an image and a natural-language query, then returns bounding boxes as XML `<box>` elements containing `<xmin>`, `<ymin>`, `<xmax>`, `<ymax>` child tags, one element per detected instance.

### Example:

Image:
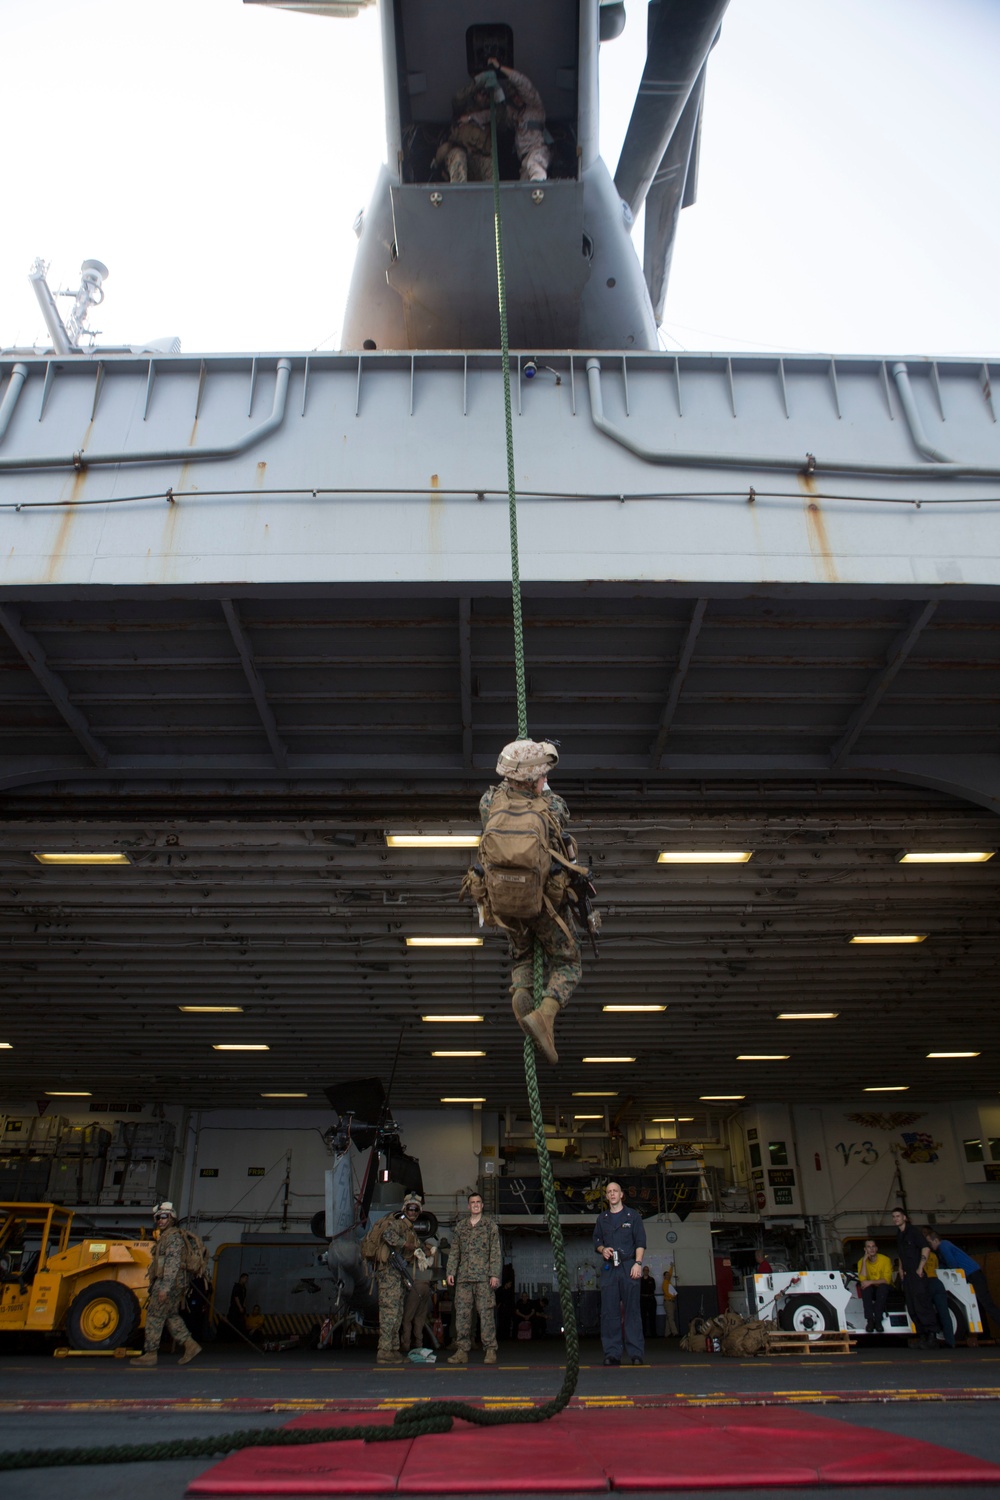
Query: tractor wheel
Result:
<box><xmin>66</xmin><ymin>1281</ymin><xmax>141</xmax><ymax>1351</ymax></box>
<box><xmin>777</xmin><ymin>1293</ymin><xmax>838</xmax><ymax>1338</ymax></box>
<box><xmin>943</xmin><ymin>1295</ymin><xmax>969</xmax><ymax>1344</ymax></box>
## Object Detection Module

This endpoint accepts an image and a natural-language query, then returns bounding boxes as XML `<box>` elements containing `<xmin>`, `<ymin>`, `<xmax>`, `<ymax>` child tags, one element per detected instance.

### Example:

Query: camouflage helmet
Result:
<box><xmin>495</xmin><ymin>738</ymin><xmax>559</xmax><ymax>782</ymax></box>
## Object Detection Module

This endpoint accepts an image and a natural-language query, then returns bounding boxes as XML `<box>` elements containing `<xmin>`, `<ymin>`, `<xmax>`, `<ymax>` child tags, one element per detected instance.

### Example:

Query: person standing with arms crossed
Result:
<box><xmin>593</xmin><ymin>1181</ymin><xmax>646</xmax><ymax>1366</ymax></box>
<box><xmin>892</xmin><ymin>1207</ymin><xmax>938</xmax><ymax>1349</ymax></box>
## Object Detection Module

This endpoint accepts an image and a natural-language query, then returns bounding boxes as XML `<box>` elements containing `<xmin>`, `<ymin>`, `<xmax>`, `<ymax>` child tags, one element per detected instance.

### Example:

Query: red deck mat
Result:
<box><xmin>187</xmin><ymin>1403</ymin><xmax>1000</xmax><ymax>1494</ymax></box>
<box><xmin>187</xmin><ymin>1412</ymin><xmax>409</xmax><ymax>1496</ymax></box>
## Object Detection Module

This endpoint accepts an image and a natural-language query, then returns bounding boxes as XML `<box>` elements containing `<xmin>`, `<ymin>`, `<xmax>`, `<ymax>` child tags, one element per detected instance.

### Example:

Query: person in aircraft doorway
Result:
<box><xmin>487</xmin><ymin>58</ymin><xmax>552</xmax><ymax>181</ymax></box>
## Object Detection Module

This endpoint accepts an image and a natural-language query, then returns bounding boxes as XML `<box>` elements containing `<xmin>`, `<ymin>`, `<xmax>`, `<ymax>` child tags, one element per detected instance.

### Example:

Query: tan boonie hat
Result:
<box><xmin>495</xmin><ymin>739</ymin><xmax>559</xmax><ymax>781</ymax></box>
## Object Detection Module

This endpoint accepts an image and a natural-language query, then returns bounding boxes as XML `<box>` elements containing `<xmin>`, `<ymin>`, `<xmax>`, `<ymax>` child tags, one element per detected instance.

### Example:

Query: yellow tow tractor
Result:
<box><xmin>0</xmin><ymin>1201</ymin><xmax>152</xmax><ymax>1350</ymax></box>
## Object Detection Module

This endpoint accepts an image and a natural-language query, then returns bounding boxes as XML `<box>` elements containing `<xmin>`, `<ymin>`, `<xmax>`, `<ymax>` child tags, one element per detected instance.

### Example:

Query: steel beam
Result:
<box><xmin>0</xmin><ymin>604</ymin><xmax>109</xmax><ymax>768</ymax></box>
<box><xmin>829</xmin><ymin>601</ymin><xmax>938</xmax><ymax>768</ymax></box>
<box><xmin>221</xmin><ymin>598</ymin><xmax>289</xmax><ymax>771</ymax></box>
<box><xmin>650</xmin><ymin>597</ymin><xmax>707</xmax><ymax>767</ymax></box>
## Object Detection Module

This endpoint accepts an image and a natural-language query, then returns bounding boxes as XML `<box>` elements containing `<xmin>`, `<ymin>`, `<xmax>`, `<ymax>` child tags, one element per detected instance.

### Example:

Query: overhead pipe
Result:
<box><xmin>0</xmin><ymin>364</ymin><xmax>28</xmax><ymax>442</ymax></box>
<box><xmin>585</xmin><ymin>358</ymin><xmax>1000</xmax><ymax>480</ymax></box>
<box><xmin>0</xmin><ymin>358</ymin><xmax>293</xmax><ymax>472</ymax></box>
<box><xmin>890</xmin><ymin>361</ymin><xmax>951</xmax><ymax>462</ymax></box>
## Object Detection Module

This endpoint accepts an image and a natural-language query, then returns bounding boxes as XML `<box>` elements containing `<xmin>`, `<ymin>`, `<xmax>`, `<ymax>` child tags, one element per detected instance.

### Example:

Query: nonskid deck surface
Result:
<box><xmin>4</xmin><ymin>1338</ymin><xmax>1000</xmax><ymax>1406</ymax></box>
<box><xmin>3</xmin><ymin>1343</ymin><xmax>1000</xmax><ymax>1499</ymax></box>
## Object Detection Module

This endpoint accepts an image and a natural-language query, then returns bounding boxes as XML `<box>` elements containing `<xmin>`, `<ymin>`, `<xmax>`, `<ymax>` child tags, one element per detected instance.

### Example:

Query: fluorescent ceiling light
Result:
<box><xmin>45</xmin><ymin>1090</ymin><xmax>91</xmax><ymax>1097</ymax></box>
<box><xmin>700</xmin><ymin>1094</ymin><xmax>745</xmax><ymax>1101</ymax></box>
<box><xmin>421</xmin><ymin>1015</ymin><xmax>483</xmax><ymax>1023</ymax></box>
<box><xmin>406</xmin><ymin>936</ymin><xmax>483</xmax><ymax>947</ymax></box>
<box><xmin>657</xmin><ymin>851</ymin><xmax>752</xmax><ymax>864</ymax></box>
<box><xmin>261</xmin><ymin>1092</ymin><xmax>308</xmax><ymax>1098</ymax></box>
<box><xmin>572</xmin><ymin>1091</ymin><xmax>618</xmax><ymax>1097</ymax></box>
<box><xmin>440</xmin><ymin>1097</ymin><xmax>485</xmax><ymax>1103</ymax></box>
<box><xmin>582</xmin><ymin>1056</ymin><xmax>635</xmax><ymax>1064</ymax></box>
<box><xmin>33</xmin><ymin>851</ymin><xmax>131</xmax><ymax>865</ymax></box>
<box><xmin>0</xmin><ymin>1042</ymin><xmax>11</xmax><ymax>1050</ymax></box>
<box><xmin>863</xmin><ymin>1085</ymin><xmax>909</xmax><ymax>1092</ymax></box>
<box><xmin>927</xmin><ymin>1051</ymin><xmax>980</xmax><ymax>1059</ymax></box>
<box><xmin>212</xmin><ymin>1043</ymin><xmax>270</xmax><ymax>1051</ymax></box>
<box><xmin>778</xmin><ymin>1012</ymin><xmax>838</xmax><ymax>1020</ymax></box>
<box><xmin>431</xmin><ymin>1050</ymin><xmax>485</xmax><ymax>1058</ymax></box>
<box><xmin>898</xmin><ymin>851</ymin><xmax>994</xmax><ymax>863</ymax></box>
<box><xmin>574</xmin><ymin>1114</ymin><xmax>603</xmax><ymax>1120</ymax></box>
<box><xmin>850</xmin><ymin>934</ymin><xmax>927</xmax><ymax>944</ymax></box>
<box><xmin>737</xmin><ymin>1054</ymin><xmax>789</xmax><ymax>1061</ymax></box>
<box><xmin>652</xmin><ymin>1117</ymin><xmax>676</xmax><ymax>1123</ymax></box>
<box><xmin>602</xmin><ymin>1004</ymin><xmax>667</xmax><ymax>1013</ymax></box>
<box><xmin>676</xmin><ymin>1117</ymin><xmax>694</xmax><ymax>1122</ymax></box>
<box><xmin>179</xmin><ymin>1005</ymin><xmax>244</xmax><ymax>1013</ymax></box>
<box><xmin>386</xmin><ymin>833</ymin><xmax>481</xmax><ymax>848</ymax></box>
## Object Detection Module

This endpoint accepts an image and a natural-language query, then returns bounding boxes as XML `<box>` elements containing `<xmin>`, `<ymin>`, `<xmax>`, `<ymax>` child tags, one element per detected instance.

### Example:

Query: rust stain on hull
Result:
<box><xmin>45</xmin><ymin>505</ymin><xmax>78</xmax><ymax>583</ymax></box>
<box><xmin>804</xmin><ymin>500</ymin><xmax>839</xmax><ymax>583</ymax></box>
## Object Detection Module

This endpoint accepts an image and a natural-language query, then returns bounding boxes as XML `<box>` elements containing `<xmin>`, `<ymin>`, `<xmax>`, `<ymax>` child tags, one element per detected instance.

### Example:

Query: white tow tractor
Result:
<box><xmin>745</xmin><ymin>1269</ymin><xmax>983</xmax><ymax>1343</ymax></box>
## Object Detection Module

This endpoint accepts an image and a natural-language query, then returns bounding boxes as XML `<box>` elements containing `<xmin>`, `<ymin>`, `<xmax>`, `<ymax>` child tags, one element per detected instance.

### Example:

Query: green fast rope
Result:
<box><xmin>488</xmin><ymin>79</ymin><xmax>581</xmax><ymax>1420</ymax></box>
<box><xmin>0</xmin><ymin>90</ymin><xmax>578</xmax><ymax>1479</ymax></box>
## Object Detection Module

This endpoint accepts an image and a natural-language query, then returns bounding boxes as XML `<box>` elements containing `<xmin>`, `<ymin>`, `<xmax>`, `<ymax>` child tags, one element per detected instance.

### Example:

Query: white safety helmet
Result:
<box><xmin>495</xmin><ymin>738</ymin><xmax>559</xmax><ymax>782</ymax></box>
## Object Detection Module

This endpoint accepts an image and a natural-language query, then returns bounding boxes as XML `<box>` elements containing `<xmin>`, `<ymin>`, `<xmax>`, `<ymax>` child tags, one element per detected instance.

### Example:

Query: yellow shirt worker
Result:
<box><xmin>856</xmin><ymin>1241</ymin><xmax>893</xmax><ymax>1332</ymax></box>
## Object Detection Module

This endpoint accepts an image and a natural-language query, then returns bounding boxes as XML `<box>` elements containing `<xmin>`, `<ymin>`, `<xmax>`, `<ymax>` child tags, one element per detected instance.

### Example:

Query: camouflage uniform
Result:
<box><xmin>479</xmin><ymin>782</ymin><xmax>582</xmax><ymax>1009</ymax></box>
<box><xmin>433</xmin><ymin>84</ymin><xmax>500</xmax><ymax>184</ymax></box>
<box><xmin>143</xmin><ymin>1224</ymin><xmax>192</xmax><ymax>1353</ymax></box>
<box><xmin>446</xmin><ymin>1212</ymin><xmax>502</xmax><ymax>1354</ymax></box>
<box><xmin>500</xmin><ymin>66</ymin><xmax>551</xmax><ymax>182</ymax></box>
<box><xmin>375</xmin><ymin>1213</ymin><xmax>419</xmax><ymax>1361</ymax></box>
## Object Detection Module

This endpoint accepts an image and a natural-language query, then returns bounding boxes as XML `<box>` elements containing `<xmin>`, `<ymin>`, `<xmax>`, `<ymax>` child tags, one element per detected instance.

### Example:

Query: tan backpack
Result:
<box><xmin>479</xmin><ymin>783</ymin><xmax>555</xmax><ymax>921</ymax></box>
<box><xmin>178</xmin><ymin>1227</ymin><xmax>209</xmax><ymax>1279</ymax></box>
<box><xmin>359</xmin><ymin>1216</ymin><xmax>396</xmax><ymax>1267</ymax></box>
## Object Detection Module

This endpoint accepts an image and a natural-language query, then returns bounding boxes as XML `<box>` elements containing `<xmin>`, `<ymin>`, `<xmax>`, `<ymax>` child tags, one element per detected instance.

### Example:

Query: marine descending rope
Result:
<box><xmin>0</xmin><ymin>88</ymin><xmax>580</xmax><ymax>1475</ymax></box>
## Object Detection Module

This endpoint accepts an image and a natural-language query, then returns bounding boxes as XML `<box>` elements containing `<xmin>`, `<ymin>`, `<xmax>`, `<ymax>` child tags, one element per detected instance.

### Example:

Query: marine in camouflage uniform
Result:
<box><xmin>433</xmin><ymin>81</ymin><xmax>502</xmax><ymax>184</ymax></box>
<box><xmin>479</xmin><ymin>739</ymin><xmax>582</xmax><ymax>1064</ymax></box>
<box><xmin>446</xmin><ymin>1192</ymin><xmax>502</xmax><ymax>1363</ymax></box>
<box><xmin>375</xmin><ymin>1211</ymin><xmax>419</xmax><ymax>1364</ymax></box>
<box><xmin>490</xmin><ymin>60</ymin><xmax>551</xmax><ymax>181</ymax></box>
<box><xmin>131</xmin><ymin>1201</ymin><xmax>200</xmax><ymax>1367</ymax></box>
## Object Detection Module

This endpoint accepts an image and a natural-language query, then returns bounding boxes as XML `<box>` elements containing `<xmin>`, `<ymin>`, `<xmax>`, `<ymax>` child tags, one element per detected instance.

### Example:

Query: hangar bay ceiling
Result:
<box><xmin>0</xmin><ymin>587</ymin><xmax>998</xmax><ymax>1117</ymax></box>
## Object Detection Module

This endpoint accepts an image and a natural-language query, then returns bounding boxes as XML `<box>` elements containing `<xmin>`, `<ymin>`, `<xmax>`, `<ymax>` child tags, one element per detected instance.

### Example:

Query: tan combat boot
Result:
<box><xmin>447</xmin><ymin>1348</ymin><xmax>468</xmax><ymax>1364</ymax></box>
<box><xmin>483</xmin><ymin>1348</ymin><xmax>497</xmax><ymax>1364</ymax></box>
<box><xmin>130</xmin><ymin>1351</ymin><xmax>158</xmax><ymax>1368</ymax></box>
<box><xmin>522</xmin><ymin>996</ymin><xmax>560</xmax><ymax>1065</ymax></box>
<box><xmin>178</xmin><ymin>1339</ymin><xmax>202</xmax><ymax>1365</ymax></box>
<box><xmin>511</xmin><ymin>987</ymin><xmax>534</xmax><ymax>1023</ymax></box>
<box><xmin>377</xmin><ymin>1352</ymin><xmax>403</xmax><ymax>1364</ymax></box>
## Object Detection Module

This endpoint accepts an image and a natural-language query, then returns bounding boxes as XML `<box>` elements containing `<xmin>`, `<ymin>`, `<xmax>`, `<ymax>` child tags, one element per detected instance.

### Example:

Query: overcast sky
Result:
<box><xmin>3</xmin><ymin>0</ymin><xmax>998</xmax><ymax>357</ymax></box>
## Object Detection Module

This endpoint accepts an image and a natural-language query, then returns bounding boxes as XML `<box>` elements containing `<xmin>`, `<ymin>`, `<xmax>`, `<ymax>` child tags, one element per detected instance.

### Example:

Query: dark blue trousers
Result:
<box><xmin>599</xmin><ymin>1261</ymin><xmax>644</xmax><ymax>1360</ymax></box>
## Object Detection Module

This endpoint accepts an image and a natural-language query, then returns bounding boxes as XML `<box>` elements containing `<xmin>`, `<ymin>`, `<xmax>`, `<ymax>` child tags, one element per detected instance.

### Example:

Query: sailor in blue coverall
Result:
<box><xmin>593</xmin><ymin>1181</ymin><xmax>647</xmax><ymax>1365</ymax></box>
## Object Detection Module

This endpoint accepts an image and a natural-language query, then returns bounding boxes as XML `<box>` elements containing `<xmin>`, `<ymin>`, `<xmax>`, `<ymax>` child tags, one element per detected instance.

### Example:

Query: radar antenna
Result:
<box><xmin>28</xmin><ymin>257</ymin><xmax>109</xmax><ymax>353</ymax></box>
